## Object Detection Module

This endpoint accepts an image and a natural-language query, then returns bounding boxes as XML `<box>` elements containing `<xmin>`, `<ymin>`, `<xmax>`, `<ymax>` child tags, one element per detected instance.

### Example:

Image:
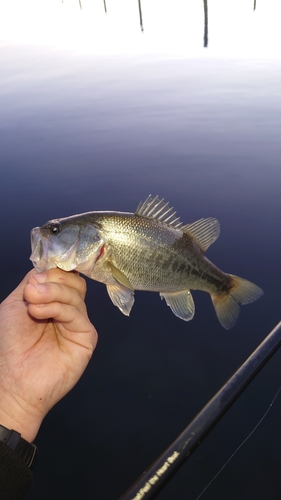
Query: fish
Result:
<box><xmin>30</xmin><ymin>195</ymin><xmax>263</xmax><ymax>329</ymax></box>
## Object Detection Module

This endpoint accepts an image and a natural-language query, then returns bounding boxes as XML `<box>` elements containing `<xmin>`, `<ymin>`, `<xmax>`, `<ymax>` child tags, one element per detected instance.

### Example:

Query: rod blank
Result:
<box><xmin>119</xmin><ymin>321</ymin><xmax>281</xmax><ymax>500</ymax></box>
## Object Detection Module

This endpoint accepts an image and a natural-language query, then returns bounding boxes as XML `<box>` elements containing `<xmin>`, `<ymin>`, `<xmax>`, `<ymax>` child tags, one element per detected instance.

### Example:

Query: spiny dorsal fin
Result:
<box><xmin>135</xmin><ymin>195</ymin><xmax>182</xmax><ymax>228</ymax></box>
<box><xmin>182</xmin><ymin>217</ymin><xmax>220</xmax><ymax>252</ymax></box>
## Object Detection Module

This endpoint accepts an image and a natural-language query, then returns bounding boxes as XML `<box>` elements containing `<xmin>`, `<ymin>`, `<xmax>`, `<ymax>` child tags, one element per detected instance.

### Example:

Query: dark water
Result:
<box><xmin>1</xmin><ymin>1</ymin><xmax>281</xmax><ymax>499</ymax></box>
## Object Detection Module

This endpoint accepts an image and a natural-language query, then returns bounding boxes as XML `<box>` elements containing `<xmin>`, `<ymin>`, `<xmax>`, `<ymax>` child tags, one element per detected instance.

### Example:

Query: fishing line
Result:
<box><xmin>194</xmin><ymin>383</ymin><xmax>281</xmax><ymax>500</ymax></box>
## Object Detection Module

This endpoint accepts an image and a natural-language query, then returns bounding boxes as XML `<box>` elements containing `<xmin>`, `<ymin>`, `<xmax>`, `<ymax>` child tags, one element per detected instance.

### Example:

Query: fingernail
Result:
<box><xmin>33</xmin><ymin>273</ymin><xmax>47</xmax><ymax>284</ymax></box>
<box><xmin>35</xmin><ymin>284</ymin><xmax>47</xmax><ymax>293</ymax></box>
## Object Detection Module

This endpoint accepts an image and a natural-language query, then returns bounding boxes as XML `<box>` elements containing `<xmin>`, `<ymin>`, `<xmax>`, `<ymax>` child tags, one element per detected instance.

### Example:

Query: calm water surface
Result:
<box><xmin>1</xmin><ymin>1</ymin><xmax>281</xmax><ymax>499</ymax></box>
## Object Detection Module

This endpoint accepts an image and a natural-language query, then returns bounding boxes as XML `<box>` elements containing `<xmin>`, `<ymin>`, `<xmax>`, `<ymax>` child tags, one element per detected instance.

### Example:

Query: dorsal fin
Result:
<box><xmin>135</xmin><ymin>195</ymin><xmax>182</xmax><ymax>228</ymax></box>
<box><xmin>182</xmin><ymin>217</ymin><xmax>220</xmax><ymax>252</ymax></box>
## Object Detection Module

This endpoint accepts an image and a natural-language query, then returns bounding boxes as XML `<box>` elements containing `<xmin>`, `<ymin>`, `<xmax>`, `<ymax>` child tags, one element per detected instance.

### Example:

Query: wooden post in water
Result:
<box><xmin>203</xmin><ymin>0</ymin><xmax>208</xmax><ymax>47</ymax></box>
<box><xmin>138</xmin><ymin>0</ymin><xmax>144</xmax><ymax>32</ymax></box>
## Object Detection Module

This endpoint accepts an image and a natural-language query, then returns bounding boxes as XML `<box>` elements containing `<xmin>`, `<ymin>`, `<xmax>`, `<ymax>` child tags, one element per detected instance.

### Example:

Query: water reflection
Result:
<box><xmin>1</xmin><ymin>0</ymin><xmax>281</xmax><ymax>57</ymax></box>
<box><xmin>69</xmin><ymin>0</ymin><xmax>205</xmax><ymax>44</ymax></box>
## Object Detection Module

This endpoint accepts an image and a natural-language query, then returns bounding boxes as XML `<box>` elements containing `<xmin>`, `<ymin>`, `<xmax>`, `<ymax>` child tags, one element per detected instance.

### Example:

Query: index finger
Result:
<box><xmin>28</xmin><ymin>269</ymin><xmax>87</xmax><ymax>299</ymax></box>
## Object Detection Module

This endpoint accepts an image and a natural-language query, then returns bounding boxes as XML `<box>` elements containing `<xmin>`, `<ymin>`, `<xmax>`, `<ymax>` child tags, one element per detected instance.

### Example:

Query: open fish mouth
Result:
<box><xmin>30</xmin><ymin>227</ymin><xmax>57</xmax><ymax>272</ymax></box>
<box><xmin>30</xmin><ymin>225</ymin><xmax>85</xmax><ymax>273</ymax></box>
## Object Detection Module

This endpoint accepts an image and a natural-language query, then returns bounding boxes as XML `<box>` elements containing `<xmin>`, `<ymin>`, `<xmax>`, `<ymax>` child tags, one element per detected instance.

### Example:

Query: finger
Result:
<box><xmin>28</xmin><ymin>301</ymin><xmax>87</xmax><ymax>324</ymax></box>
<box><xmin>24</xmin><ymin>281</ymin><xmax>87</xmax><ymax>314</ymax></box>
<box><xmin>29</xmin><ymin>269</ymin><xmax>87</xmax><ymax>299</ymax></box>
<box><xmin>27</xmin><ymin>302</ymin><xmax>98</xmax><ymax>351</ymax></box>
<box><xmin>5</xmin><ymin>269</ymin><xmax>87</xmax><ymax>304</ymax></box>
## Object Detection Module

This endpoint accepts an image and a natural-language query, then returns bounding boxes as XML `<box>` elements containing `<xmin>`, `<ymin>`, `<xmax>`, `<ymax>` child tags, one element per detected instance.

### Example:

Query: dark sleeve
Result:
<box><xmin>0</xmin><ymin>440</ymin><xmax>33</xmax><ymax>500</ymax></box>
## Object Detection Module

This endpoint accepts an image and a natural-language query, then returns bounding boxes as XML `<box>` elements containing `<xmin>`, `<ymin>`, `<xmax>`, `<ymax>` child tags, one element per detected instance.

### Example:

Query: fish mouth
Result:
<box><xmin>30</xmin><ymin>227</ymin><xmax>57</xmax><ymax>272</ymax></box>
<box><xmin>30</xmin><ymin>226</ymin><xmax>81</xmax><ymax>273</ymax></box>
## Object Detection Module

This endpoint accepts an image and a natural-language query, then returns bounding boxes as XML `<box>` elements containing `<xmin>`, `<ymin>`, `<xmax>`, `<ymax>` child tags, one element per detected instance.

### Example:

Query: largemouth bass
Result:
<box><xmin>30</xmin><ymin>195</ymin><xmax>263</xmax><ymax>329</ymax></box>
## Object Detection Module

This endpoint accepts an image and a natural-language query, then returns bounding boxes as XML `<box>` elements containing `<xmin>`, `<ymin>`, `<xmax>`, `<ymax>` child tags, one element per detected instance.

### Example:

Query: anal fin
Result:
<box><xmin>160</xmin><ymin>290</ymin><xmax>195</xmax><ymax>321</ymax></box>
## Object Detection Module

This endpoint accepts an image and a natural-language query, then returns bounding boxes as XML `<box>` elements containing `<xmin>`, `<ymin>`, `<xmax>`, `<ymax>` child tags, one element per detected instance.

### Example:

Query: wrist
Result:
<box><xmin>0</xmin><ymin>391</ymin><xmax>43</xmax><ymax>443</ymax></box>
<box><xmin>0</xmin><ymin>424</ymin><xmax>38</xmax><ymax>469</ymax></box>
<box><xmin>0</xmin><ymin>413</ymin><xmax>40</xmax><ymax>444</ymax></box>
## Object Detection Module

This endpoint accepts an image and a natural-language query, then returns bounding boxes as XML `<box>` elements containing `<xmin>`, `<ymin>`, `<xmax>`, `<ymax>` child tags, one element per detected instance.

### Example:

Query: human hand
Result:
<box><xmin>0</xmin><ymin>269</ymin><xmax>98</xmax><ymax>443</ymax></box>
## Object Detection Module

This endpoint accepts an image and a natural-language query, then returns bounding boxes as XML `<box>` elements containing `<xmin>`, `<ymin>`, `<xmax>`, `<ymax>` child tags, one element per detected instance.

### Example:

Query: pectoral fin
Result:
<box><xmin>160</xmin><ymin>290</ymin><xmax>195</xmax><ymax>321</ymax></box>
<box><xmin>108</xmin><ymin>263</ymin><xmax>135</xmax><ymax>290</ymax></box>
<box><xmin>106</xmin><ymin>283</ymin><xmax>135</xmax><ymax>316</ymax></box>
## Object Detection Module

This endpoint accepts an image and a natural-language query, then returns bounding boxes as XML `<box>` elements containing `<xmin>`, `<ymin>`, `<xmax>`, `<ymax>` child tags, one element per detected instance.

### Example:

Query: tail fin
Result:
<box><xmin>211</xmin><ymin>275</ymin><xmax>263</xmax><ymax>330</ymax></box>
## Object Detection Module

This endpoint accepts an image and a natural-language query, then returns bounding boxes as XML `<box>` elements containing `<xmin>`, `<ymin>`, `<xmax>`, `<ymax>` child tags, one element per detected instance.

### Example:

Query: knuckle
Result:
<box><xmin>78</xmin><ymin>276</ymin><xmax>87</xmax><ymax>297</ymax></box>
<box><xmin>45</xmin><ymin>268</ymin><xmax>65</xmax><ymax>281</ymax></box>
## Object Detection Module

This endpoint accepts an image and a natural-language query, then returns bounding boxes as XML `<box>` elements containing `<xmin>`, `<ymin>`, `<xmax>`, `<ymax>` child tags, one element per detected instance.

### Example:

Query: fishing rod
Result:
<box><xmin>119</xmin><ymin>320</ymin><xmax>281</xmax><ymax>500</ymax></box>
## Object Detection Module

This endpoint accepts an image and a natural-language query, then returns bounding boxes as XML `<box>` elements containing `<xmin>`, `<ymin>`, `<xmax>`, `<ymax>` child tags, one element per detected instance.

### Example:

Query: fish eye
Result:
<box><xmin>49</xmin><ymin>223</ymin><xmax>60</xmax><ymax>235</ymax></box>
